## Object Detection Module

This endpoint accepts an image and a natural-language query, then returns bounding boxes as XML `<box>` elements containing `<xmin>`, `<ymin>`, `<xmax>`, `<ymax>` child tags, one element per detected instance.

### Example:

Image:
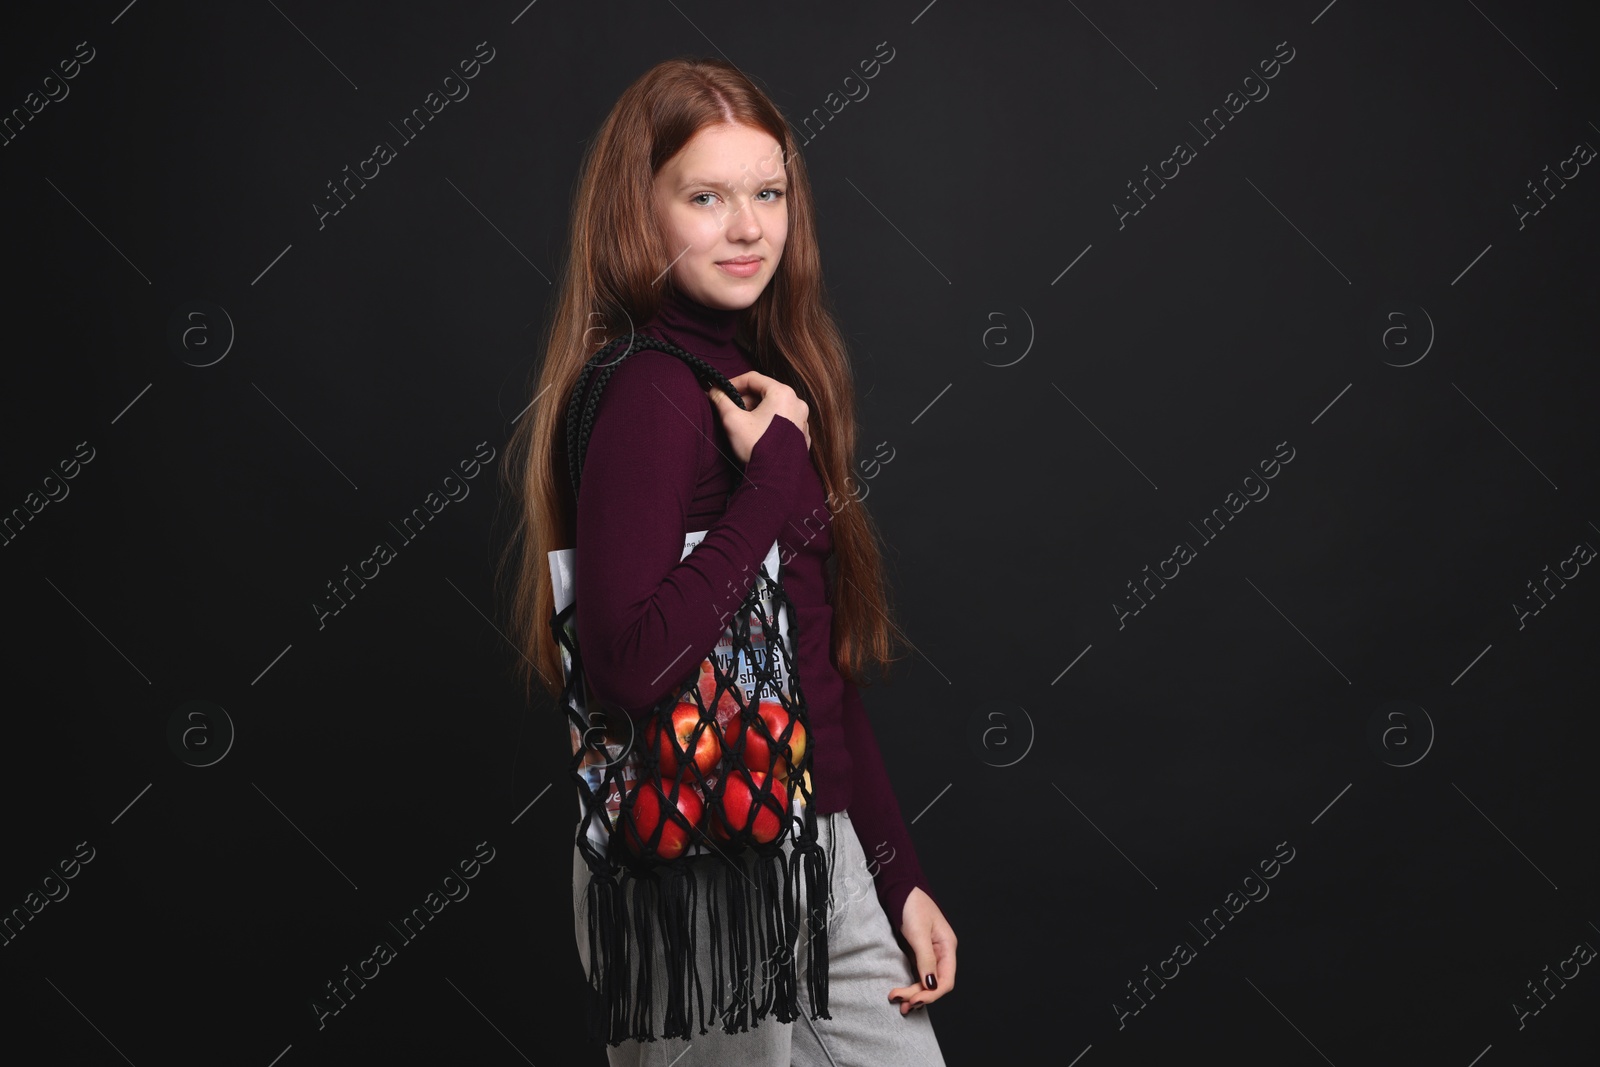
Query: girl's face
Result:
<box><xmin>652</xmin><ymin>122</ymin><xmax>789</xmax><ymax>311</ymax></box>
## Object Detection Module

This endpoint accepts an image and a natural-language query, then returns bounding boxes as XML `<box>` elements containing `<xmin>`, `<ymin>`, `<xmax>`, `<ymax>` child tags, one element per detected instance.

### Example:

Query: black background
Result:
<box><xmin>2</xmin><ymin>1</ymin><xmax>1598</xmax><ymax>1063</ymax></box>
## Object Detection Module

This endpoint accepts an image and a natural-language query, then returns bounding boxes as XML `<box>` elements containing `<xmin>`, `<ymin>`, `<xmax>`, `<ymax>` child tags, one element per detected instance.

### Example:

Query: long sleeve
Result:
<box><xmin>837</xmin><ymin>676</ymin><xmax>941</xmax><ymax>936</ymax></box>
<box><xmin>573</xmin><ymin>350</ymin><xmax>810</xmax><ymax>716</ymax></box>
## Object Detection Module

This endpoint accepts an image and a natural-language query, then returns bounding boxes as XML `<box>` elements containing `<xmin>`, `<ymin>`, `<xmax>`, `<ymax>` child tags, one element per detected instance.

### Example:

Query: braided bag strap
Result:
<box><xmin>565</xmin><ymin>331</ymin><xmax>750</xmax><ymax>496</ymax></box>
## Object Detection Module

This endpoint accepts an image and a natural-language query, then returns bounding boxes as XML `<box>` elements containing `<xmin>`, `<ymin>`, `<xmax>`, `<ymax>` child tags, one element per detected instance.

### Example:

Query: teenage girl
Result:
<box><xmin>504</xmin><ymin>56</ymin><xmax>956</xmax><ymax>1065</ymax></box>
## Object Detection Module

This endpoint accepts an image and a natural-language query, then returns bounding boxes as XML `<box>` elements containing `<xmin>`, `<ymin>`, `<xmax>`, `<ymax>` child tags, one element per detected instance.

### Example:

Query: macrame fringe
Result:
<box><xmin>796</xmin><ymin>839</ymin><xmax>832</xmax><ymax>1022</ymax></box>
<box><xmin>581</xmin><ymin>839</ymin><xmax>830</xmax><ymax>1047</ymax></box>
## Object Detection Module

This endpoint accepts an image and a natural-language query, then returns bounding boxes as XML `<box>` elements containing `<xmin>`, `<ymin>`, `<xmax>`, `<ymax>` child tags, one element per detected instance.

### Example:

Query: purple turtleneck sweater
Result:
<box><xmin>572</xmin><ymin>287</ymin><xmax>937</xmax><ymax>935</ymax></box>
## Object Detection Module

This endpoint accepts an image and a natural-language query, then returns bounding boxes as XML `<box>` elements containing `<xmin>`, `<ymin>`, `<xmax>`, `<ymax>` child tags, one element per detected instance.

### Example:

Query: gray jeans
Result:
<box><xmin>572</xmin><ymin>810</ymin><xmax>947</xmax><ymax>1066</ymax></box>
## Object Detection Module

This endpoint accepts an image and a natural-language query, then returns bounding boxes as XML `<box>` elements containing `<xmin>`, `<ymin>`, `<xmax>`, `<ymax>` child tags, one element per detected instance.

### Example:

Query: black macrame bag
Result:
<box><xmin>550</xmin><ymin>331</ymin><xmax>831</xmax><ymax>1047</ymax></box>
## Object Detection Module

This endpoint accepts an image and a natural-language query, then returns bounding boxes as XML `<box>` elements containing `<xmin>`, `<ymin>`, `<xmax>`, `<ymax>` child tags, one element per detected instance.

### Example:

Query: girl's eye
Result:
<box><xmin>755</xmin><ymin>189</ymin><xmax>785</xmax><ymax>202</ymax></box>
<box><xmin>691</xmin><ymin>193</ymin><xmax>718</xmax><ymax>206</ymax></box>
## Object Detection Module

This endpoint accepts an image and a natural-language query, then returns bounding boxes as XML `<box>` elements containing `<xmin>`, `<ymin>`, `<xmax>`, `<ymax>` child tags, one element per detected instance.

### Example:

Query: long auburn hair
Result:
<box><xmin>498</xmin><ymin>56</ymin><xmax>903</xmax><ymax>702</ymax></box>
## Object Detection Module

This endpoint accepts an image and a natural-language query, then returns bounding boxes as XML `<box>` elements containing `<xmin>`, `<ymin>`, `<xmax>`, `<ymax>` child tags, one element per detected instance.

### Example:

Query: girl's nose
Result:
<box><xmin>726</xmin><ymin>198</ymin><xmax>762</xmax><ymax>240</ymax></box>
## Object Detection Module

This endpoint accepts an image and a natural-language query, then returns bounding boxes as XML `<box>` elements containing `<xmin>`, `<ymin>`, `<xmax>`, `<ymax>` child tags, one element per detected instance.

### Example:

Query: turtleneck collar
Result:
<box><xmin>644</xmin><ymin>286</ymin><xmax>748</xmax><ymax>370</ymax></box>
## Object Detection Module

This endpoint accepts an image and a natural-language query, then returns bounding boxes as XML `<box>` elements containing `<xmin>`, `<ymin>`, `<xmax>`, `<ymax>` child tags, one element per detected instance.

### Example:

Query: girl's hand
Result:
<box><xmin>889</xmin><ymin>887</ymin><xmax>956</xmax><ymax>1014</ymax></box>
<box><xmin>706</xmin><ymin>371</ymin><xmax>811</xmax><ymax>463</ymax></box>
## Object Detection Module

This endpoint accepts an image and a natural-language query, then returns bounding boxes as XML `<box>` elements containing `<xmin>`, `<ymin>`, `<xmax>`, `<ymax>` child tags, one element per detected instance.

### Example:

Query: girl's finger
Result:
<box><xmin>933</xmin><ymin>922</ymin><xmax>956</xmax><ymax>983</ymax></box>
<box><xmin>888</xmin><ymin>982</ymin><xmax>947</xmax><ymax>1013</ymax></box>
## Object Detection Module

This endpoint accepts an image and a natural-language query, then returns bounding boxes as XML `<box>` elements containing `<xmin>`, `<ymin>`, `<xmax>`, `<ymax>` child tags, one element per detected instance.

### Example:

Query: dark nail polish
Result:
<box><xmin>924</xmin><ymin>973</ymin><xmax>937</xmax><ymax>990</ymax></box>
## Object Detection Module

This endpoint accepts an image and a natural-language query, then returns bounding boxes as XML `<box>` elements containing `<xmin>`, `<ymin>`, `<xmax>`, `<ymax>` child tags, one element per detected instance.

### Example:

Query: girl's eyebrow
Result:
<box><xmin>676</xmin><ymin>174</ymin><xmax>789</xmax><ymax>192</ymax></box>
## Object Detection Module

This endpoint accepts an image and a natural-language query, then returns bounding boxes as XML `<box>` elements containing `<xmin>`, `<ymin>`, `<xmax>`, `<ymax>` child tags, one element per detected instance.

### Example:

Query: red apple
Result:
<box><xmin>726</xmin><ymin>700</ymin><xmax>807</xmax><ymax>776</ymax></box>
<box><xmin>643</xmin><ymin>701</ymin><xmax>722</xmax><ymax>780</ymax></box>
<box><xmin>711</xmin><ymin>769</ymin><xmax>789</xmax><ymax>845</ymax></box>
<box><xmin>623</xmin><ymin>778</ymin><xmax>704</xmax><ymax>860</ymax></box>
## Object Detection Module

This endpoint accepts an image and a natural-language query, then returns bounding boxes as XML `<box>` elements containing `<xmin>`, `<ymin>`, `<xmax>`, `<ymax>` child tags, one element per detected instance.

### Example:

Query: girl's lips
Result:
<box><xmin>716</xmin><ymin>259</ymin><xmax>761</xmax><ymax>277</ymax></box>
